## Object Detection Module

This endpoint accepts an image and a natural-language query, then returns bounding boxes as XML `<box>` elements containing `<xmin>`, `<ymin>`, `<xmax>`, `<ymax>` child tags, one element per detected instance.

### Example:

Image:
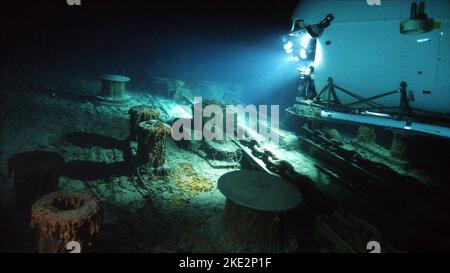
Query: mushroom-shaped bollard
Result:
<box><xmin>218</xmin><ymin>170</ymin><xmax>302</xmax><ymax>252</ymax></box>
<box><xmin>8</xmin><ymin>151</ymin><xmax>65</xmax><ymax>220</ymax></box>
<box><xmin>97</xmin><ymin>74</ymin><xmax>130</xmax><ymax>103</ymax></box>
<box><xmin>128</xmin><ymin>105</ymin><xmax>160</xmax><ymax>141</ymax></box>
<box><xmin>136</xmin><ymin>120</ymin><xmax>171</xmax><ymax>171</ymax></box>
<box><xmin>30</xmin><ymin>190</ymin><xmax>102</xmax><ymax>253</ymax></box>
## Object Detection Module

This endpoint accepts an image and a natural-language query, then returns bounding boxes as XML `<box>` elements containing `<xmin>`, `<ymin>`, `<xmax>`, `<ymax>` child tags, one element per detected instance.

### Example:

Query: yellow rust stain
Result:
<box><xmin>171</xmin><ymin>163</ymin><xmax>213</xmax><ymax>196</ymax></box>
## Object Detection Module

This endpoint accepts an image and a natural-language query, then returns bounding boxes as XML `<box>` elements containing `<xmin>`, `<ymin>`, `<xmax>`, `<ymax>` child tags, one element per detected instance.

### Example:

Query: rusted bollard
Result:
<box><xmin>97</xmin><ymin>74</ymin><xmax>130</xmax><ymax>103</ymax></box>
<box><xmin>30</xmin><ymin>190</ymin><xmax>102</xmax><ymax>253</ymax></box>
<box><xmin>136</xmin><ymin>120</ymin><xmax>171</xmax><ymax>172</ymax></box>
<box><xmin>218</xmin><ymin>170</ymin><xmax>302</xmax><ymax>252</ymax></box>
<box><xmin>128</xmin><ymin>105</ymin><xmax>160</xmax><ymax>141</ymax></box>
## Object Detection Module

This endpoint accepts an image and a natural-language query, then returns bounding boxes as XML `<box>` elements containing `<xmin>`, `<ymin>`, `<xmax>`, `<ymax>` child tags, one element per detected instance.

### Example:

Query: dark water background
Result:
<box><xmin>1</xmin><ymin>0</ymin><xmax>301</xmax><ymax>108</ymax></box>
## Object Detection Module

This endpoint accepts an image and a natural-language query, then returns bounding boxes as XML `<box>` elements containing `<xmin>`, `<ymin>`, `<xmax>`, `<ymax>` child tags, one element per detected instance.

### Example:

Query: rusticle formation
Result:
<box><xmin>136</xmin><ymin>120</ymin><xmax>172</xmax><ymax>170</ymax></box>
<box><xmin>30</xmin><ymin>190</ymin><xmax>102</xmax><ymax>253</ymax></box>
<box><xmin>128</xmin><ymin>104</ymin><xmax>160</xmax><ymax>140</ymax></box>
<box><xmin>222</xmin><ymin>199</ymin><xmax>282</xmax><ymax>252</ymax></box>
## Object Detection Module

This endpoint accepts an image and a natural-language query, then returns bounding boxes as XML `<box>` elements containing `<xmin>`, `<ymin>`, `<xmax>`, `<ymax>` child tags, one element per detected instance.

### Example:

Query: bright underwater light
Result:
<box><xmin>282</xmin><ymin>13</ymin><xmax>333</xmax><ymax>62</ymax></box>
<box><xmin>300</xmin><ymin>34</ymin><xmax>312</xmax><ymax>49</ymax></box>
<box><xmin>283</xmin><ymin>41</ymin><xmax>294</xmax><ymax>54</ymax></box>
<box><xmin>281</xmin><ymin>31</ymin><xmax>315</xmax><ymax>61</ymax></box>
<box><xmin>298</xmin><ymin>65</ymin><xmax>312</xmax><ymax>76</ymax></box>
<box><xmin>299</xmin><ymin>48</ymin><xmax>307</xmax><ymax>59</ymax></box>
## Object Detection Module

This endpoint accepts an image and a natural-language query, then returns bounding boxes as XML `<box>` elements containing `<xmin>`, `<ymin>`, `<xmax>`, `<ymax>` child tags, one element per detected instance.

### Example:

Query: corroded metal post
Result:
<box><xmin>218</xmin><ymin>170</ymin><xmax>302</xmax><ymax>252</ymax></box>
<box><xmin>31</xmin><ymin>190</ymin><xmax>102</xmax><ymax>253</ymax></box>
<box><xmin>97</xmin><ymin>74</ymin><xmax>130</xmax><ymax>103</ymax></box>
<box><xmin>128</xmin><ymin>105</ymin><xmax>160</xmax><ymax>141</ymax></box>
<box><xmin>136</xmin><ymin>120</ymin><xmax>171</xmax><ymax>171</ymax></box>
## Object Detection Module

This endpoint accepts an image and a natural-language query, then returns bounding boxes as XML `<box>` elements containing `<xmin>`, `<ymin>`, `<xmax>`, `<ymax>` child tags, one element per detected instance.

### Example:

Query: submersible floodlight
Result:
<box><xmin>282</xmin><ymin>30</ymin><xmax>315</xmax><ymax>60</ymax></box>
<box><xmin>282</xmin><ymin>13</ymin><xmax>334</xmax><ymax>61</ymax></box>
<box><xmin>306</xmin><ymin>13</ymin><xmax>334</xmax><ymax>38</ymax></box>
